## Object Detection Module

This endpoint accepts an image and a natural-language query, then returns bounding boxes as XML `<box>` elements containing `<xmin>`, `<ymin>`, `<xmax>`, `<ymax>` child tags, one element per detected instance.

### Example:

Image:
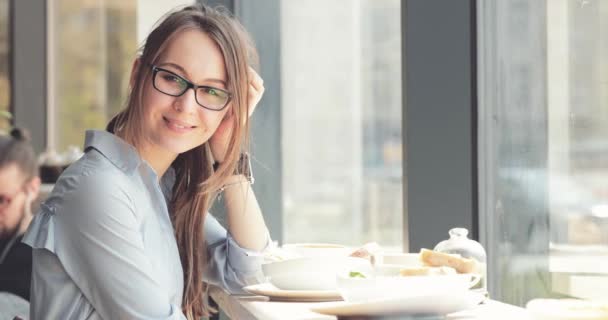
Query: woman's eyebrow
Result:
<box><xmin>205</xmin><ymin>78</ymin><xmax>227</xmax><ymax>87</ymax></box>
<box><xmin>158</xmin><ymin>62</ymin><xmax>189</xmax><ymax>77</ymax></box>
<box><xmin>157</xmin><ymin>62</ymin><xmax>227</xmax><ymax>87</ymax></box>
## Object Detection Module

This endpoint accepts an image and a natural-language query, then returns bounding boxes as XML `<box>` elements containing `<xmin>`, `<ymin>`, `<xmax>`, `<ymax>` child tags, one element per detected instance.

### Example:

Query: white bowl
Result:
<box><xmin>281</xmin><ymin>243</ymin><xmax>353</xmax><ymax>258</ymax></box>
<box><xmin>262</xmin><ymin>257</ymin><xmax>370</xmax><ymax>291</ymax></box>
<box><xmin>336</xmin><ymin>273</ymin><xmax>479</xmax><ymax>302</ymax></box>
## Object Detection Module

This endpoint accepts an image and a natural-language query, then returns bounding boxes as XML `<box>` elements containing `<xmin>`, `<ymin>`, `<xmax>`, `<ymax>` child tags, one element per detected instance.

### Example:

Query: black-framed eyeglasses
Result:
<box><xmin>151</xmin><ymin>65</ymin><xmax>232</xmax><ymax>111</ymax></box>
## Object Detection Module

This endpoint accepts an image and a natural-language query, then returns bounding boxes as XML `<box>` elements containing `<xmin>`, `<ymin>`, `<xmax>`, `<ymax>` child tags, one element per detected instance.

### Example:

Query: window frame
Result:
<box><xmin>234</xmin><ymin>0</ymin><xmax>284</xmax><ymax>243</ymax></box>
<box><xmin>10</xmin><ymin>0</ymin><xmax>47</xmax><ymax>153</ymax></box>
<box><xmin>477</xmin><ymin>0</ymin><xmax>554</xmax><ymax>304</ymax></box>
<box><xmin>404</xmin><ymin>0</ymin><xmax>478</xmax><ymax>253</ymax></box>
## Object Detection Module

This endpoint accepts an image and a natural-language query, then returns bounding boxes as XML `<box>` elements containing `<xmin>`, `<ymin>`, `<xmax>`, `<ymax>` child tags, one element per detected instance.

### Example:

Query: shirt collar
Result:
<box><xmin>84</xmin><ymin>130</ymin><xmax>141</xmax><ymax>174</ymax></box>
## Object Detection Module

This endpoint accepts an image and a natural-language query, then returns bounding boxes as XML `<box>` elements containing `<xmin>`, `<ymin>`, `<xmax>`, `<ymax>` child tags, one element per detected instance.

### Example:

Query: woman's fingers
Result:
<box><xmin>248</xmin><ymin>84</ymin><xmax>264</xmax><ymax>114</ymax></box>
<box><xmin>212</xmin><ymin>67</ymin><xmax>263</xmax><ymax>160</ymax></box>
<box><xmin>246</xmin><ymin>67</ymin><xmax>265</xmax><ymax>118</ymax></box>
<box><xmin>248</xmin><ymin>66</ymin><xmax>264</xmax><ymax>89</ymax></box>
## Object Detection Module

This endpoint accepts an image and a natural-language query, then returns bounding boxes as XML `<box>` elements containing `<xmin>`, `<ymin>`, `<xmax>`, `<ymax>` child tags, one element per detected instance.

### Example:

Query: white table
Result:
<box><xmin>209</xmin><ymin>287</ymin><xmax>532</xmax><ymax>320</ymax></box>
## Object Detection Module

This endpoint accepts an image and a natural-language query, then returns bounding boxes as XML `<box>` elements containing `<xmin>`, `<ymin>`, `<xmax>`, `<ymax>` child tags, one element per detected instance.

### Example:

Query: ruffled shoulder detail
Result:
<box><xmin>22</xmin><ymin>202</ymin><xmax>57</xmax><ymax>253</ymax></box>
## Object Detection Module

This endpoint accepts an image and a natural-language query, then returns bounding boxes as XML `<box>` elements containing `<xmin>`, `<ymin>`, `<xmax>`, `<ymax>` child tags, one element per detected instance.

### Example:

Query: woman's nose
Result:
<box><xmin>173</xmin><ymin>88</ymin><xmax>199</xmax><ymax>113</ymax></box>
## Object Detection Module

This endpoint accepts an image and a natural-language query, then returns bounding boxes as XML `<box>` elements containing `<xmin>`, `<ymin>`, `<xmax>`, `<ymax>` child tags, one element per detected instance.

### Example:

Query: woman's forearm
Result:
<box><xmin>222</xmin><ymin>175</ymin><xmax>269</xmax><ymax>251</ymax></box>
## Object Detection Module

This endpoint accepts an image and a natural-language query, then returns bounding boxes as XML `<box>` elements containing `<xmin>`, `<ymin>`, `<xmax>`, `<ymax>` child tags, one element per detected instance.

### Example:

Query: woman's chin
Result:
<box><xmin>165</xmin><ymin>141</ymin><xmax>203</xmax><ymax>156</ymax></box>
<box><xmin>150</xmin><ymin>133</ymin><xmax>207</xmax><ymax>156</ymax></box>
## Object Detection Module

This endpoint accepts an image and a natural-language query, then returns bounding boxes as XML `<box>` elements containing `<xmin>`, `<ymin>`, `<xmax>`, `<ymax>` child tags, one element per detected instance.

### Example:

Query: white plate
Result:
<box><xmin>337</xmin><ymin>273</ymin><xmax>480</xmax><ymax>303</ymax></box>
<box><xmin>243</xmin><ymin>283</ymin><xmax>343</xmax><ymax>302</ymax></box>
<box><xmin>310</xmin><ymin>291</ymin><xmax>485</xmax><ymax>317</ymax></box>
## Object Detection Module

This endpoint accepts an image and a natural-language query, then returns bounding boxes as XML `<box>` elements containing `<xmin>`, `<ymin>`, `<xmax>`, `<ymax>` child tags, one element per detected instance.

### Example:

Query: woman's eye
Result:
<box><xmin>205</xmin><ymin>88</ymin><xmax>227</xmax><ymax>98</ymax></box>
<box><xmin>163</xmin><ymin>75</ymin><xmax>181</xmax><ymax>83</ymax></box>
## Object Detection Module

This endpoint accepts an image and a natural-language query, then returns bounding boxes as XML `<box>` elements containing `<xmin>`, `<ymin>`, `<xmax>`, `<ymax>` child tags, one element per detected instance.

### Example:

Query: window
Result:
<box><xmin>280</xmin><ymin>0</ymin><xmax>403</xmax><ymax>249</ymax></box>
<box><xmin>479</xmin><ymin>0</ymin><xmax>608</xmax><ymax>306</ymax></box>
<box><xmin>546</xmin><ymin>0</ymin><xmax>608</xmax><ymax>300</ymax></box>
<box><xmin>0</xmin><ymin>0</ymin><xmax>9</xmax><ymax>132</ymax></box>
<box><xmin>48</xmin><ymin>0</ymin><xmax>137</xmax><ymax>151</ymax></box>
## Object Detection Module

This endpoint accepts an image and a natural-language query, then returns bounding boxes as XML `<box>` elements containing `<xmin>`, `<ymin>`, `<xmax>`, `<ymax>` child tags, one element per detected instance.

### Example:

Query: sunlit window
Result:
<box><xmin>280</xmin><ymin>0</ymin><xmax>403</xmax><ymax>249</ymax></box>
<box><xmin>546</xmin><ymin>0</ymin><xmax>608</xmax><ymax>301</ymax></box>
<box><xmin>48</xmin><ymin>0</ymin><xmax>137</xmax><ymax>151</ymax></box>
<box><xmin>479</xmin><ymin>0</ymin><xmax>608</xmax><ymax>306</ymax></box>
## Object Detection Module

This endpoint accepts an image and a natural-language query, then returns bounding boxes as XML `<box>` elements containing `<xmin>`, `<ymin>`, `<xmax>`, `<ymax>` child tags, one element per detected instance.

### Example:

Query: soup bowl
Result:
<box><xmin>281</xmin><ymin>243</ymin><xmax>354</xmax><ymax>258</ymax></box>
<box><xmin>262</xmin><ymin>256</ymin><xmax>370</xmax><ymax>291</ymax></box>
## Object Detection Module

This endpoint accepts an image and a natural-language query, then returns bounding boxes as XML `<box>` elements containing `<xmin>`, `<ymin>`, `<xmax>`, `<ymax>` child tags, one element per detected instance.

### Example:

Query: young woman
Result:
<box><xmin>0</xmin><ymin>128</ymin><xmax>41</xmax><ymax>301</ymax></box>
<box><xmin>23</xmin><ymin>4</ymin><xmax>270</xmax><ymax>319</ymax></box>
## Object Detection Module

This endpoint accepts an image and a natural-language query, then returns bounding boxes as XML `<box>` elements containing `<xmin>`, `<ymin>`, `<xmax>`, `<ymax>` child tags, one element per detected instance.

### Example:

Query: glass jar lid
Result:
<box><xmin>433</xmin><ymin>227</ymin><xmax>486</xmax><ymax>262</ymax></box>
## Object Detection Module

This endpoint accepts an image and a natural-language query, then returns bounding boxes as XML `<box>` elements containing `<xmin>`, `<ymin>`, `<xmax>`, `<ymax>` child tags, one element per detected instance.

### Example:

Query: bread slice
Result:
<box><xmin>419</xmin><ymin>248</ymin><xmax>477</xmax><ymax>274</ymax></box>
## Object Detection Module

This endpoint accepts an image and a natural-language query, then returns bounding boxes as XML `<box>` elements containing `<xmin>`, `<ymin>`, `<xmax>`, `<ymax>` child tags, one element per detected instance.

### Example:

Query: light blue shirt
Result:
<box><xmin>23</xmin><ymin>130</ymin><xmax>269</xmax><ymax>320</ymax></box>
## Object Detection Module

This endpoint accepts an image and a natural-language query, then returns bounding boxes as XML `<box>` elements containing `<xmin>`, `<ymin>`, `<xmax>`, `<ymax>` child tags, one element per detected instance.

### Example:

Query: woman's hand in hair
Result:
<box><xmin>210</xmin><ymin>67</ymin><xmax>264</xmax><ymax>163</ymax></box>
<box><xmin>245</xmin><ymin>66</ymin><xmax>265</xmax><ymax>118</ymax></box>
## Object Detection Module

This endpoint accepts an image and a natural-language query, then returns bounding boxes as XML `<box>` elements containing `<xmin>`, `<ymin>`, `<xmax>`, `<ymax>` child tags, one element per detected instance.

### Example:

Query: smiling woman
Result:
<box><xmin>22</xmin><ymin>4</ymin><xmax>270</xmax><ymax>320</ymax></box>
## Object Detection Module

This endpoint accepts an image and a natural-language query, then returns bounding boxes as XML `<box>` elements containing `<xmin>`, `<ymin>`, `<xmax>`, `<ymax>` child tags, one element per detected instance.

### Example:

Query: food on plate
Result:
<box><xmin>419</xmin><ymin>248</ymin><xmax>478</xmax><ymax>274</ymax></box>
<box><xmin>349</xmin><ymin>242</ymin><xmax>381</xmax><ymax>260</ymax></box>
<box><xmin>348</xmin><ymin>271</ymin><xmax>368</xmax><ymax>278</ymax></box>
<box><xmin>399</xmin><ymin>266</ymin><xmax>457</xmax><ymax>277</ymax></box>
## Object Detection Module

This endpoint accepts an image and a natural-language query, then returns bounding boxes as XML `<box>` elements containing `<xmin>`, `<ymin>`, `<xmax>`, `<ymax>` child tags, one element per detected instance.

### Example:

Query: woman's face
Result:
<box><xmin>139</xmin><ymin>29</ymin><xmax>231</xmax><ymax>156</ymax></box>
<box><xmin>0</xmin><ymin>164</ymin><xmax>29</xmax><ymax>238</ymax></box>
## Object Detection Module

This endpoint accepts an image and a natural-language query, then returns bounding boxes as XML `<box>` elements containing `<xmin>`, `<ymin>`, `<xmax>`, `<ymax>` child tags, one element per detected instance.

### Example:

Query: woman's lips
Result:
<box><xmin>163</xmin><ymin>116</ymin><xmax>196</xmax><ymax>134</ymax></box>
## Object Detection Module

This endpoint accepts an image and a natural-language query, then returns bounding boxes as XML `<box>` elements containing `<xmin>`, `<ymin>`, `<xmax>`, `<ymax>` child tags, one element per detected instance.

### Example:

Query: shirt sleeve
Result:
<box><xmin>42</xmin><ymin>175</ymin><xmax>186</xmax><ymax>320</ymax></box>
<box><xmin>203</xmin><ymin>214</ymin><xmax>271</xmax><ymax>294</ymax></box>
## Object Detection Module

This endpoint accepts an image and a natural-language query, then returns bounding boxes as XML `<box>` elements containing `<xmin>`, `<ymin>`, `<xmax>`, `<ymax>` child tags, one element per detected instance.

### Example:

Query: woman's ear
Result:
<box><xmin>129</xmin><ymin>58</ymin><xmax>142</xmax><ymax>89</ymax></box>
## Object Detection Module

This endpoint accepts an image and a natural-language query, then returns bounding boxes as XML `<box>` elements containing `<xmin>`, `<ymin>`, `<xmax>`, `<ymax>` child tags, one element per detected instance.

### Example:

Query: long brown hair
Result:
<box><xmin>107</xmin><ymin>4</ymin><xmax>257</xmax><ymax>318</ymax></box>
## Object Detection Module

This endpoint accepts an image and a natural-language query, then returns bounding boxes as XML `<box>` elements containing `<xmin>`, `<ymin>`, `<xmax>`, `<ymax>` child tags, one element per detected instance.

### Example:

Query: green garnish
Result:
<box><xmin>349</xmin><ymin>271</ymin><xmax>367</xmax><ymax>278</ymax></box>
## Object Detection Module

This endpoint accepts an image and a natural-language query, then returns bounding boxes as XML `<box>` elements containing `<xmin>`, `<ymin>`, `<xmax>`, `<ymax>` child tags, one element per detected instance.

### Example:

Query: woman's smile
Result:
<box><xmin>162</xmin><ymin>115</ymin><xmax>197</xmax><ymax>134</ymax></box>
